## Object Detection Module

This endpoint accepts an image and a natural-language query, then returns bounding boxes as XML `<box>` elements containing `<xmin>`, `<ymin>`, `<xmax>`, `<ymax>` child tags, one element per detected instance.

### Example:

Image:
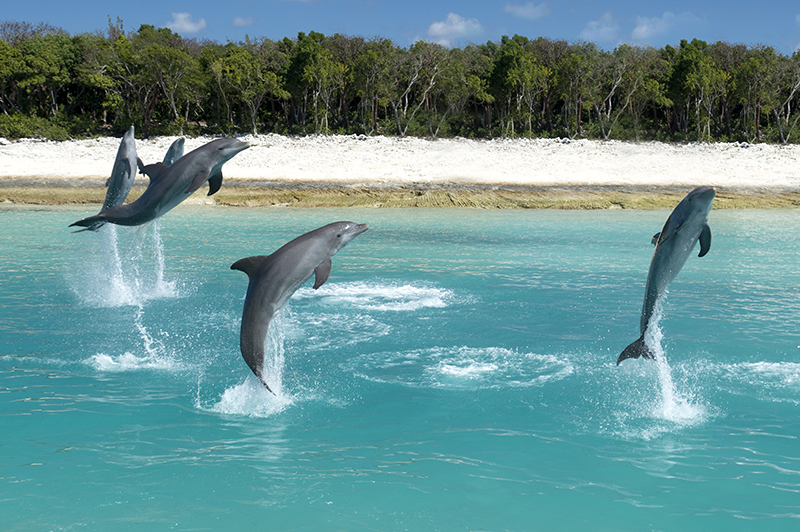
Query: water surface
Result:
<box><xmin>2</xmin><ymin>205</ymin><xmax>799</xmax><ymax>531</ymax></box>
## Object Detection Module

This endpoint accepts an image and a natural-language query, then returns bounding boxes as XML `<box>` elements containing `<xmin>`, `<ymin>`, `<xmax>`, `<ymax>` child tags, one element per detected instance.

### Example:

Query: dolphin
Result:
<box><xmin>70</xmin><ymin>137</ymin><xmax>248</xmax><ymax>229</ymax></box>
<box><xmin>231</xmin><ymin>221</ymin><xmax>369</xmax><ymax>392</ymax></box>
<box><xmin>77</xmin><ymin>126</ymin><xmax>142</xmax><ymax>232</ymax></box>
<box><xmin>162</xmin><ymin>138</ymin><xmax>185</xmax><ymax>165</ymax></box>
<box><xmin>617</xmin><ymin>186</ymin><xmax>716</xmax><ymax>365</ymax></box>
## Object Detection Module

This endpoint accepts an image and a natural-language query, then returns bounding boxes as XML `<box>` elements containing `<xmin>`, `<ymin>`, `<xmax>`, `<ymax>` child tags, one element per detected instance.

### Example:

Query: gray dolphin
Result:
<box><xmin>70</xmin><ymin>137</ymin><xmax>248</xmax><ymax>229</ymax></box>
<box><xmin>231</xmin><ymin>221</ymin><xmax>369</xmax><ymax>392</ymax></box>
<box><xmin>617</xmin><ymin>186</ymin><xmax>716</xmax><ymax>365</ymax></box>
<box><xmin>77</xmin><ymin>126</ymin><xmax>142</xmax><ymax>232</ymax></box>
<box><xmin>162</xmin><ymin>138</ymin><xmax>185</xmax><ymax>165</ymax></box>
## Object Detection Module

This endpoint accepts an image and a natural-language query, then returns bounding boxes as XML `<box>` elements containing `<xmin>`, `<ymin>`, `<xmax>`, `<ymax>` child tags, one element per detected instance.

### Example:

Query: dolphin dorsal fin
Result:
<box><xmin>186</xmin><ymin>170</ymin><xmax>211</xmax><ymax>194</ymax></box>
<box><xmin>313</xmin><ymin>258</ymin><xmax>332</xmax><ymax>289</ymax></box>
<box><xmin>231</xmin><ymin>255</ymin><xmax>270</xmax><ymax>278</ymax></box>
<box><xmin>140</xmin><ymin>163</ymin><xmax>169</xmax><ymax>184</ymax></box>
<box><xmin>698</xmin><ymin>222</ymin><xmax>711</xmax><ymax>257</ymax></box>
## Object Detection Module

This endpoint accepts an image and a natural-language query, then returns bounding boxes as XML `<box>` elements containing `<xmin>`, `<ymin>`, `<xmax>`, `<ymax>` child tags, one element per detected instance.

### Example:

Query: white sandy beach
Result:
<box><xmin>1</xmin><ymin>134</ymin><xmax>800</xmax><ymax>191</ymax></box>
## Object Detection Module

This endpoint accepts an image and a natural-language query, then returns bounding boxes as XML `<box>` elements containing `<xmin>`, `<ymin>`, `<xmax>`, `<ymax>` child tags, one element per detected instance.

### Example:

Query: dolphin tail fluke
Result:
<box><xmin>617</xmin><ymin>335</ymin><xmax>655</xmax><ymax>365</ymax></box>
<box><xmin>69</xmin><ymin>215</ymin><xmax>106</xmax><ymax>231</ymax></box>
<box><xmin>71</xmin><ymin>221</ymin><xmax>106</xmax><ymax>233</ymax></box>
<box><xmin>259</xmin><ymin>377</ymin><xmax>276</xmax><ymax>395</ymax></box>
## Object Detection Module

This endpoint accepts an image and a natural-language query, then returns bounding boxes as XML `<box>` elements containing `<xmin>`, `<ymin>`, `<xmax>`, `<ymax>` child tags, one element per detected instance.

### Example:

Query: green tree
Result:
<box><xmin>388</xmin><ymin>40</ymin><xmax>445</xmax><ymax>136</ymax></box>
<box><xmin>737</xmin><ymin>45</ymin><xmax>777</xmax><ymax>141</ymax></box>
<box><xmin>16</xmin><ymin>33</ymin><xmax>79</xmax><ymax>117</ymax></box>
<box><xmin>769</xmin><ymin>52</ymin><xmax>800</xmax><ymax>143</ymax></box>
<box><xmin>0</xmin><ymin>38</ymin><xmax>22</xmax><ymax>114</ymax></box>
<box><xmin>144</xmin><ymin>41</ymin><xmax>199</xmax><ymax>134</ymax></box>
<box><xmin>212</xmin><ymin>41</ymin><xmax>288</xmax><ymax>135</ymax></box>
<box><xmin>351</xmin><ymin>37</ymin><xmax>395</xmax><ymax>135</ymax></box>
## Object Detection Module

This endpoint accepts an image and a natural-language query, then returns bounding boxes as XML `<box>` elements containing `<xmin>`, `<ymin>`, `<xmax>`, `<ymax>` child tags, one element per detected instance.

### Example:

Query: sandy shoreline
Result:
<box><xmin>2</xmin><ymin>134</ymin><xmax>800</xmax><ymax>208</ymax></box>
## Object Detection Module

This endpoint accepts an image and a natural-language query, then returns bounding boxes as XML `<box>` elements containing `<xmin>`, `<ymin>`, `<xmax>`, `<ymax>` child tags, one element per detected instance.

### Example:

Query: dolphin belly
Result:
<box><xmin>618</xmin><ymin>187</ymin><xmax>715</xmax><ymax>365</ymax></box>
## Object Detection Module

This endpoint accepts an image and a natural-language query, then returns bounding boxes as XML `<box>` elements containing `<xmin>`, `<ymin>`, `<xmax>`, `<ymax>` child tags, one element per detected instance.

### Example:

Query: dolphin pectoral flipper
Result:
<box><xmin>186</xmin><ymin>170</ymin><xmax>211</xmax><ymax>194</ymax></box>
<box><xmin>651</xmin><ymin>232</ymin><xmax>661</xmax><ymax>245</ymax></box>
<box><xmin>207</xmin><ymin>171</ymin><xmax>223</xmax><ymax>196</ymax></box>
<box><xmin>698</xmin><ymin>222</ymin><xmax>711</xmax><ymax>257</ymax></box>
<box><xmin>313</xmin><ymin>258</ymin><xmax>332</xmax><ymax>289</ymax></box>
<box><xmin>207</xmin><ymin>173</ymin><xmax>223</xmax><ymax>196</ymax></box>
<box><xmin>617</xmin><ymin>335</ymin><xmax>655</xmax><ymax>365</ymax></box>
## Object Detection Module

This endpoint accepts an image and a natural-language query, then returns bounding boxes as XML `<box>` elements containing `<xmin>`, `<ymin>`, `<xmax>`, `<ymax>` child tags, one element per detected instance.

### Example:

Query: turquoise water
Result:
<box><xmin>2</xmin><ymin>205</ymin><xmax>799</xmax><ymax>531</ymax></box>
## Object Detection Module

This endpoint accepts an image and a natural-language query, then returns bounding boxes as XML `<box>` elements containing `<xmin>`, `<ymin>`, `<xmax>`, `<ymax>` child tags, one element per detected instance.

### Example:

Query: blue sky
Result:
<box><xmin>5</xmin><ymin>1</ymin><xmax>800</xmax><ymax>54</ymax></box>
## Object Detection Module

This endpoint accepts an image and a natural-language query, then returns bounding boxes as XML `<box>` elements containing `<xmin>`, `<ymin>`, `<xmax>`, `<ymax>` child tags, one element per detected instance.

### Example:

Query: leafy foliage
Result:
<box><xmin>2</xmin><ymin>20</ymin><xmax>800</xmax><ymax>143</ymax></box>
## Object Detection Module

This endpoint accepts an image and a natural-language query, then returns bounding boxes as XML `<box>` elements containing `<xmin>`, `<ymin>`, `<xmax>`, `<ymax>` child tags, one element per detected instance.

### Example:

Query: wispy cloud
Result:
<box><xmin>504</xmin><ymin>2</ymin><xmax>551</xmax><ymax>21</ymax></box>
<box><xmin>631</xmin><ymin>11</ymin><xmax>700</xmax><ymax>42</ymax></box>
<box><xmin>580</xmin><ymin>12</ymin><xmax>619</xmax><ymax>42</ymax></box>
<box><xmin>233</xmin><ymin>16</ymin><xmax>255</xmax><ymax>28</ymax></box>
<box><xmin>795</xmin><ymin>14</ymin><xmax>800</xmax><ymax>51</ymax></box>
<box><xmin>427</xmin><ymin>13</ymin><xmax>484</xmax><ymax>47</ymax></box>
<box><xmin>166</xmin><ymin>13</ymin><xmax>207</xmax><ymax>34</ymax></box>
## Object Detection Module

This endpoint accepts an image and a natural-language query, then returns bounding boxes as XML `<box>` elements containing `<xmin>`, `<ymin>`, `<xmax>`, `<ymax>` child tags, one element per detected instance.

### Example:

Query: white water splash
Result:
<box><xmin>68</xmin><ymin>221</ymin><xmax>177</xmax><ymax>307</ymax></box>
<box><xmin>87</xmin><ymin>306</ymin><xmax>179</xmax><ymax>371</ymax></box>
<box><xmin>208</xmin><ymin>375</ymin><xmax>293</xmax><ymax>417</ymax></box>
<box><xmin>644</xmin><ymin>297</ymin><xmax>706</xmax><ymax>425</ymax></box>
<box><xmin>295</xmin><ymin>281</ymin><xmax>455</xmax><ymax>312</ymax></box>
<box><xmin>203</xmin><ymin>313</ymin><xmax>290</xmax><ymax>416</ymax></box>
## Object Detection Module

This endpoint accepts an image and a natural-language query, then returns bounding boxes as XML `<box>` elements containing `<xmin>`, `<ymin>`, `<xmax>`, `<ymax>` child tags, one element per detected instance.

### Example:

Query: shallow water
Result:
<box><xmin>2</xmin><ymin>205</ymin><xmax>799</xmax><ymax>531</ymax></box>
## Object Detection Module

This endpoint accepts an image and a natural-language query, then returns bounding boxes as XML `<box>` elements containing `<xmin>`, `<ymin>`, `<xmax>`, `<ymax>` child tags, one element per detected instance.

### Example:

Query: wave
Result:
<box><xmin>84</xmin><ymin>307</ymin><xmax>181</xmax><ymax>372</ymax></box>
<box><xmin>703</xmin><ymin>360</ymin><xmax>800</xmax><ymax>405</ymax></box>
<box><xmin>296</xmin><ymin>312</ymin><xmax>392</xmax><ymax>351</ymax></box>
<box><xmin>294</xmin><ymin>280</ymin><xmax>457</xmax><ymax>312</ymax></box>
<box><xmin>343</xmin><ymin>346</ymin><xmax>574</xmax><ymax>390</ymax></box>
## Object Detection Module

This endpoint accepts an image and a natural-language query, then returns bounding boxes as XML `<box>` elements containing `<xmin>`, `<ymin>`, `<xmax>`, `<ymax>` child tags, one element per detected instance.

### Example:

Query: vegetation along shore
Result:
<box><xmin>2</xmin><ymin>19</ymin><xmax>800</xmax><ymax>144</ymax></box>
<box><xmin>3</xmin><ymin>20</ymin><xmax>800</xmax><ymax>209</ymax></box>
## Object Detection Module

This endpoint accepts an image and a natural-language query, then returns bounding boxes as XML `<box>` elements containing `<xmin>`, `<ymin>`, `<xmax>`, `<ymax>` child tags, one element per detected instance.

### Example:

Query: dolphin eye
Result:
<box><xmin>337</xmin><ymin>234</ymin><xmax>342</xmax><ymax>238</ymax></box>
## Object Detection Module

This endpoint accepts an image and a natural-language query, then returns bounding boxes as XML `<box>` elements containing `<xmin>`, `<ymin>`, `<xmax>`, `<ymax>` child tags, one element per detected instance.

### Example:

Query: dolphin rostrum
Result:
<box><xmin>162</xmin><ymin>138</ymin><xmax>185</xmax><ymax>165</ymax></box>
<box><xmin>617</xmin><ymin>186</ymin><xmax>716</xmax><ymax>365</ymax></box>
<box><xmin>78</xmin><ymin>125</ymin><xmax>142</xmax><ymax>232</ymax></box>
<box><xmin>70</xmin><ymin>137</ymin><xmax>248</xmax><ymax>229</ymax></box>
<box><xmin>231</xmin><ymin>221</ymin><xmax>369</xmax><ymax>392</ymax></box>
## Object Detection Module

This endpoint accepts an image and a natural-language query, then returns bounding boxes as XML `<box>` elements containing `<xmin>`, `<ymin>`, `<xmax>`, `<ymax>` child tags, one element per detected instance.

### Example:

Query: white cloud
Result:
<box><xmin>580</xmin><ymin>12</ymin><xmax>619</xmax><ymax>42</ymax></box>
<box><xmin>427</xmin><ymin>13</ymin><xmax>484</xmax><ymax>47</ymax></box>
<box><xmin>233</xmin><ymin>16</ymin><xmax>255</xmax><ymax>28</ymax></box>
<box><xmin>795</xmin><ymin>15</ymin><xmax>800</xmax><ymax>51</ymax></box>
<box><xmin>166</xmin><ymin>13</ymin><xmax>207</xmax><ymax>35</ymax></box>
<box><xmin>632</xmin><ymin>11</ymin><xmax>699</xmax><ymax>42</ymax></box>
<box><xmin>504</xmin><ymin>2</ymin><xmax>551</xmax><ymax>21</ymax></box>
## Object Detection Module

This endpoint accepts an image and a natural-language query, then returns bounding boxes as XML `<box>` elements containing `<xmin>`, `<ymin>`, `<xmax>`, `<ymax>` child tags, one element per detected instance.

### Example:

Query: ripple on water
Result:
<box><xmin>343</xmin><ymin>346</ymin><xmax>574</xmax><ymax>390</ymax></box>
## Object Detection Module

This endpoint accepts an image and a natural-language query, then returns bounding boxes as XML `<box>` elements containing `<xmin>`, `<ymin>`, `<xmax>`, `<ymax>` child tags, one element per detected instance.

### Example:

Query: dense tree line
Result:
<box><xmin>2</xmin><ymin>18</ymin><xmax>800</xmax><ymax>143</ymax></box>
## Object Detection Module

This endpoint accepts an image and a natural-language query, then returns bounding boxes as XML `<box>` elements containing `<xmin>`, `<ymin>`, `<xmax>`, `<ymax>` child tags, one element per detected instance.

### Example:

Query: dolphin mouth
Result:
<box><xmin>350</xmin><ymin>223</ymin><xmax>369</xmax><ymax>235</ymax></box>
<box><xmin>219</xmin><ymin>140</ymin><xmax>250</xmax><ymax>155</ymax></box>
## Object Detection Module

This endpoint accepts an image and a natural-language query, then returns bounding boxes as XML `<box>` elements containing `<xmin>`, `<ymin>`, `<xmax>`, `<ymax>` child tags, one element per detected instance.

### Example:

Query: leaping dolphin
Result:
<box><xmin>70</xmin><ymin>137</ymin><xmax>248</xmax><ymax>229</ymax></box>
<box><xmin>78</xmin><ymin>125</ymin><xmax>142</xmax><ymax>232</ymax></box>
<box><xmin>617</xmin><ymin>186</ymin><xmax>716</xmax><ymax>365</ymax></box>
<box><xmin>162</xmin><ymin>138</ymin><xmax>185</xmax><ymax>166</ymax></box>
<box><xmin>231</xmin><ymin>221</ymin><xmax>369</xmax><ymax>392</ymax></box>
